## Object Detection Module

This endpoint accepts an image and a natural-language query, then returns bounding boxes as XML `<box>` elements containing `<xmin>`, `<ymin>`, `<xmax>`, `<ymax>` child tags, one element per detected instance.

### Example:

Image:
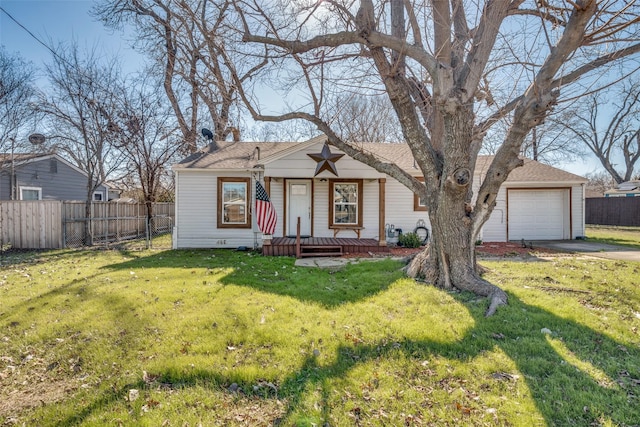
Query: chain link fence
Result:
<box><xmin>63</xmin><ymin>202</ymin><xmax>174</xmax><ymax>249</ymax></box>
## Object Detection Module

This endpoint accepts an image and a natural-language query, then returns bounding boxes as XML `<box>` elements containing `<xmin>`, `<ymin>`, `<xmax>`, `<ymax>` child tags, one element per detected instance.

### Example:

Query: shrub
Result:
<box><xmin>397</xmin><ymin>232</ymin><xmax>422</xmax><ymax>248</ymax></box>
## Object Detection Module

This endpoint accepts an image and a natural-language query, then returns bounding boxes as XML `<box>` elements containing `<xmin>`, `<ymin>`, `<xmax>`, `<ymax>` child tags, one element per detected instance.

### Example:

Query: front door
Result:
<box><xmin>288</xmin><ymin>180</ymin><xmax>311</xmax><ymax>237</ymax></box>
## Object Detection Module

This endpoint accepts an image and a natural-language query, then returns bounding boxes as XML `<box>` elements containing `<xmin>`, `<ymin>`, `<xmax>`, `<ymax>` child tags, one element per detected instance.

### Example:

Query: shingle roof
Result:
<box><xmin>173</xmin><ymin>141</ymin><xmax>300</xmax><ymax>170</ymax></box>
<box><xmin>0</xmin><ymin>152</ymin><xmax>52</xmax><ymax>164</ymax></box>
<box><xmin>173</xmin><ymin>140</ymin><xmax>587</xmax><ymax>183</ymax></box>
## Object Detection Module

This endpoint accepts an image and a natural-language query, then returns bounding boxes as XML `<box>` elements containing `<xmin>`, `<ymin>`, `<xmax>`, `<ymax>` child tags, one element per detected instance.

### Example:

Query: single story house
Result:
<box><xmin>0</xmin><ymin>153</ymin><xmax>112</xmax><ymax>201</ymax></box>
<box><xmin>171</xmin><ymin>136</ymin><xmax>587</xmax><ymax>250</ymax></box>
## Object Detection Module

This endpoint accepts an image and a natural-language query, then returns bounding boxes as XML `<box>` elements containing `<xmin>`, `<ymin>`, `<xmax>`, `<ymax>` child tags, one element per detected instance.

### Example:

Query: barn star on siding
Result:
<box><xmin>307</xmin><ymin>143</ymin><xmax>344</xmax><ymax>176</ymax></box>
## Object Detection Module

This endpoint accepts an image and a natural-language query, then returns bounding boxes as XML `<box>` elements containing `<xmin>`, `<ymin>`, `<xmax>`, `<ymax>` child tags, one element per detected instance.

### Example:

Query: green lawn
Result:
<box><xmin>1</xmin><ymin>249</ymin><xmax>638</xmax><ymax>426</ymax></box>
<box><xmin>586</xmin><ymin>225</ymin><xmax>640</xmax><ymax>249</ymax></box>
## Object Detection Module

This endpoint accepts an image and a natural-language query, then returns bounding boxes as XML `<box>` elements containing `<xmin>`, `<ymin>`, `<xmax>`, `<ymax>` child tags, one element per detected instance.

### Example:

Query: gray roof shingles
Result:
<box><xmin>174</xmin><ymin>140</ymin><xmax>586</xmax><ymax>183</ymax></box>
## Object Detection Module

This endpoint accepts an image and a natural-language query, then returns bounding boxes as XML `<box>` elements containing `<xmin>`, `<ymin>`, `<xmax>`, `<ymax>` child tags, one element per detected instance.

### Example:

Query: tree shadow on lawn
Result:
<box><xmin>52</xmin><ymin>289</ymin><xmax>639</xmax><ymax>426</ymax></box>
<box><xmin>104</xmin><ymin>249</ymin><xmax>404</xmax><ymax>308</ymax></box>
<box><xmin>271</xmin><ymin>292</ymin><xmax>640</xmax><ymax>425</ymax></box>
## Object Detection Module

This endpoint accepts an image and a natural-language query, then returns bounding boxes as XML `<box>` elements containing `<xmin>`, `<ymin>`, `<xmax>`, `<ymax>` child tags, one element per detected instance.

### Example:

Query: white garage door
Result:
<box><xmin>508</xmin><ymin>189</ymin><xmax>567</xmax><ymax>240</ymax></box>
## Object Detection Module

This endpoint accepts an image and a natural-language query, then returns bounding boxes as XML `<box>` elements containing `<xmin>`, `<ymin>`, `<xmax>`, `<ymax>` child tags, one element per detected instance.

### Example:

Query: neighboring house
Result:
<box><xmin>172</xmin><ymin>136</ymin><xmax>587</xmax><ymax>249</ymax></box>
<box><xmin>604</xmin><ymin>180</ymin><xmax>640</xmax><ymax>197</ymax></box>
<box><xmin>0</xmin><ymin>153</ymin><xmax>111</xmax><ymax>201</ymax></box>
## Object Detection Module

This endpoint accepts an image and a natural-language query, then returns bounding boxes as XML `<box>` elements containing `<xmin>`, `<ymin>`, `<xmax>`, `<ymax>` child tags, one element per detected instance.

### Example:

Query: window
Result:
<box><xmin>20</xmin><ymin>186</ymin><xmax>42</xmax><ymax>200</ymax></box>
<box><xmin>217</xmin><ymin>177</ymin><xmax>251</xmax><ymax>228</ymax></box>
<box><xmin>93</xmin><ymin>192</ymin><xmax>104</xmax><ymax>201</ymax></box>
<box><xmin>413</xmin><ymin>177</ymin><xmax>428</xmax><ymax>211</ymax></box>
<box><xmin>329</xmin><ymin>180</ymin><xmax>363</xmax><ymax>227</ymax></box>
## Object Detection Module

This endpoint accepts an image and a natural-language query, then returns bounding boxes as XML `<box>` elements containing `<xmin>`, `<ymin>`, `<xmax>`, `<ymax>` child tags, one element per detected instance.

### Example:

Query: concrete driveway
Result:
<box><xmin>531</xmin><ymin>240</ymin><xmax>640</xmax><ymax>262</ymax></box>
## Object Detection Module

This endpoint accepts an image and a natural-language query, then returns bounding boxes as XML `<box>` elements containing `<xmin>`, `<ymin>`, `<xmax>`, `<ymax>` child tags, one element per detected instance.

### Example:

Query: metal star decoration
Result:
<box><xmin>307</xmin><ymin>143</ymin><xmax>345</xmax><ymax>176</ymax></box>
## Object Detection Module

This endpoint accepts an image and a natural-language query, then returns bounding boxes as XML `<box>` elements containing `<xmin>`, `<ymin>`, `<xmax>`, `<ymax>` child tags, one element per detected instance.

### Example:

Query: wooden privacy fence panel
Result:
<box><xmin>0</xmin><ymin>201</ymin><xmax>63</xmax><ymax>249</ymax></box>
<box><xmin>585</xmin><ymin>197</ymin><xmax>640</xmax><ymax>226</ymax></box>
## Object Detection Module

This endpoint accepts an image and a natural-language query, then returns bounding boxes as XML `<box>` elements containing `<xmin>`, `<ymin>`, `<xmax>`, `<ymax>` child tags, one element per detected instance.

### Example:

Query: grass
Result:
<box><xmin>585</xmin><ymin>225</ymin><xmax>640</xmax><ymax>249</ymax></box>
<box><xmin>1</xmin><ymin>248</ymin><xmax>639</xmax><ymax>426</ymax></box>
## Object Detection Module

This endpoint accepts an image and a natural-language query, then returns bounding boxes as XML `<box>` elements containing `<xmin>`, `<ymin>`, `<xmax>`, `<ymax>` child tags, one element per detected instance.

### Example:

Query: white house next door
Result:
<box><xmin>288</xmin><ymin>180</ymin><xmax>311</xmax><ymax>237</ymax></box>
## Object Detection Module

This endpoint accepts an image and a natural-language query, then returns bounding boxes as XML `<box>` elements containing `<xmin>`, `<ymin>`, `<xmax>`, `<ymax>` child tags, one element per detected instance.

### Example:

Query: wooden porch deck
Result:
<box><xmin>262</xmin><ymin>237</ymin><xmax>389</xmax><ymax>257</ymax></box>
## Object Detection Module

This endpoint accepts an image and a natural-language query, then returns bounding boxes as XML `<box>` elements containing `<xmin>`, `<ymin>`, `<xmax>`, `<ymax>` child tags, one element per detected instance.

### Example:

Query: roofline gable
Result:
<box><xmin>255</xmin><ymin>135</ymin><xmax>328</xmax><ymax>167</ymax></box>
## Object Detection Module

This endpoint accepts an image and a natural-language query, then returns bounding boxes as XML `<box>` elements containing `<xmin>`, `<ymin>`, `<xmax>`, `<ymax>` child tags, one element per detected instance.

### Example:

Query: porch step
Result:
<box><xmin>299</xmin><ymin>245</ymin><xmax>343</xmax><ymax>257</ymax></box>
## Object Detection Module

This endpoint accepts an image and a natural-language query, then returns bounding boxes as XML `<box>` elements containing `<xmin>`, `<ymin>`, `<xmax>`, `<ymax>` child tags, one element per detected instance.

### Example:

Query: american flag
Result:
<box><xmin>255</xmin><ymin>181</ymin><xmax>277</xmax><ymax>235</ymax></box>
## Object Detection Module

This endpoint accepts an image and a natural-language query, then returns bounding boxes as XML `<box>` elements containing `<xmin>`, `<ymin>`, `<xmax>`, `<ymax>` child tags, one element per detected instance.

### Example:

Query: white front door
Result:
<box><xmin>288</xmin><ymin>180</ymin><xmax>311</xmax><ymax>236</ymax></box>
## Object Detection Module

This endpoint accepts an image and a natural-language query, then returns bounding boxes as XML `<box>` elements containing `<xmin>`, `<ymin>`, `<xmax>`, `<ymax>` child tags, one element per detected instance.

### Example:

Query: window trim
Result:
<box><xmin>217</xmin><ymin>177</ymin><xmax>251</xmax><ymax>229</ymax></box>
<box><xmin>413</xmin><ymin>177</ymin><xmax>428</xmax><ymax>211</ymax></box>
<box><xmin>93</xmin><ymin>191</ymin><xmax>104</xmax><ymax>201</ymax></box>
<box><xmin>19</xmin><ymin>186</ymin><xmax>42</xmax><ymax>201</ymax></box>
<box><xmin>328</xmin><ymin>179</ymin><xmax>363</xmax><ymax>228</ymax></box>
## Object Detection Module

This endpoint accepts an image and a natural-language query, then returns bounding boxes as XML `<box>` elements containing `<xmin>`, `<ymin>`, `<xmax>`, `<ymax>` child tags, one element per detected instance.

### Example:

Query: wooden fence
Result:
<box><xmin>0</xmin><ymin>201</ymin><xmax>63</xmax><ymax>249</ymax></box>
<box><xmin>0</xmin><ymin>201</ymin><xmax>174</xmax><ymax>249</ymax></box>
<box><xmin>585</xmin><ymin>197</ymin><xmax>640</xmax><ymax>226</ymax></box>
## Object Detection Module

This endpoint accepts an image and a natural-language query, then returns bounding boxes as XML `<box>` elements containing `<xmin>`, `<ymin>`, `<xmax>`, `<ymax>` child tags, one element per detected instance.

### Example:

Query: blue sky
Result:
<box><xmin>0</xmin><ymin>0</ymin><xmax>606</xmax><ymax>176</ymax></box>
<box><xmin>0</xmin><ymin>0</ymin><xmax>142</xmax><ymax>78</ymax></box>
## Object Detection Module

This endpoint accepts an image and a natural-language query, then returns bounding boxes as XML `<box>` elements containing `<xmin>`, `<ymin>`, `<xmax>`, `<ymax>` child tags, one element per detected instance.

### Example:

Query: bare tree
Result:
<box><xmin>331</xmin><ymin>93</ymin><xmax>403</xmax><ymax>142</ymax></box>
<box><xmin>560</xmin><ymin>82</ymin><xmax>640</xmax><ymax>184</ymax></box>
<box><xmin>111</xmin><ymin>74</ymin><xmax>181</xmax><ymax>221</ymax></box>
<box><xmin>39</xmin><ymin>44</ymin><xmax>126</xmax><ymax>244</ymax></box>
<box><xmin>229</xmin><ymin>0</ymin><xmax>640</xmax><ymax>314</ymax></box>
<box><xmin>94</xmin><ymin>0</ymin><xmax>265</xmax><ymax>152</ymax></box>
<box><xmin>0</xmin><ymin>47</ymin><xmax>38</xmax><ymax>155</ymax></box>
<box><xmin>585</xmin><ymin>171</ymin><xmax>617</xmax><ymax>197</ymax></box>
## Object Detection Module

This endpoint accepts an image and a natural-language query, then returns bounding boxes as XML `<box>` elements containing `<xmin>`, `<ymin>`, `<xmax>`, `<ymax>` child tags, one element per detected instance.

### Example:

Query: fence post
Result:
<box><xmin>146</xmin><ymin>217</ymin><xmax>151</xmax><ymax>249</ymax></box>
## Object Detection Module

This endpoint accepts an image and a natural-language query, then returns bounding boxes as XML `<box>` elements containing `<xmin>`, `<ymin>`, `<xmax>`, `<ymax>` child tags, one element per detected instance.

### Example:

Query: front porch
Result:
<box><xmin>262</xmin><ymin>237</ymin><xmax>389</xmax><ymax>257</ymax></box>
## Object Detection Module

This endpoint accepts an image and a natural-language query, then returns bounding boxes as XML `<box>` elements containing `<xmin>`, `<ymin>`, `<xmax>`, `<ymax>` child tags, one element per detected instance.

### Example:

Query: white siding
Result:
<box><xmin>310</xmin><ymin>179</ymin><xmax>379</xmax><ymax>239</ymax></box>
<box><xmin>269</xmin><ymin>179</ymin><xmax>285</xmax><ymax>238</ymax></box>
<box><xmin>481</xmin><ymin>187</ymin><xmax>507</xmax><ymax>242</ymax></box>
<box><xmin>175</xmin><ymin>171</ymin><xmax>258</xmax><ymax>248</ymax></box>
<box><xmin>362</xmin><ymin>180</ymin><xmax>380</xmax><ymax>239</ymax></box>
<box><xmin>384</xmin><ymin>178</ymin><xmax>432</xmax><ymax>239</ymax></box>
<box><xmin>312</xmin><ymin>179</ymin><xmax>330</xmax><ymax>237</ymax></box>
<box><xmin>265</xmin><ymin>141</ymin><xmax>384</xmax><ymax>179</ymax></box>
<box><xmin>572</xmin><ymin>184</ymin><xmax>586</xmax><ymax>239</ymax></box>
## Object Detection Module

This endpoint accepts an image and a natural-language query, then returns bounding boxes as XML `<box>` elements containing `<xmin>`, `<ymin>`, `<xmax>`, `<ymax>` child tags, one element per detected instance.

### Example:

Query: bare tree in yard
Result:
<box><xmin>0</xmin><ymin>48</ymin><xmax>38</xmax><ymax>155</ymax></box>
<box><xmin>521</xmin><ymin>110</ymin><xmax>586</xmax><ymax>164</ymax></box>
<box><xmin>231</xmin><ymin>0</ymin><xmax>640</xmax><ymax>315</ymax></box>
<box><xmin>94</xmin><ymin>0</ymin><xmax>265</xmax><ymax>152</ymax></box>
<box><xmin>585</xmin><ymin>170</ymin><xmax>617</xmax><ymax>196</ymax></box>
<box><xmin>40</xmin><ymin>45</ymin><xmax>125</xmax><ymax>245</ymax></box>
<box><xmin>111</xmin><ymin>74</ymin><xmax>181</xmax><ymax>223</ymax></box>
<box><xmin>560</xmin><ymin>82</ymin><xmax>640</xmax><ymax>184</ymax></box>
<box><xmin>481</xmin><ymin>109</ymin><xmax>585</xmax><ymax>165</ymax></box>
<box><xmin>332</xmin><ymin>94</ymin><xmax>403</xmax><ymax>142</ymax></box>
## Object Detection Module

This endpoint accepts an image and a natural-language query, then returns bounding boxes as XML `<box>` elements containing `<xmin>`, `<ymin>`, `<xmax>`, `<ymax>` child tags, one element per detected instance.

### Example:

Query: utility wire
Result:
<box><xmin>0</xmin><ymin>6</ymin><xmax>67</xmax><ymax>65</ymax></box>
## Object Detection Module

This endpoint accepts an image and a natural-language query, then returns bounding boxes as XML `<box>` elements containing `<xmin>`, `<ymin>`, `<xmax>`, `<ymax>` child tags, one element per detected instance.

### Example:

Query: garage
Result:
<box><xmin>508</xmin><ymin>189</ymin><xmax>569</xmax><ymax>240</ymax></box>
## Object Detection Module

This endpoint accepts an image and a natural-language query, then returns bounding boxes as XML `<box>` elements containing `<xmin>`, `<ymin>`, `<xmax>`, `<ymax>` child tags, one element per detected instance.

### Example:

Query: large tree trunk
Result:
<box><xmin>405</xmin><ymin>215</ymin><xmax>507</xmax><ymax>317</ymax></box>
<box><xmin>405</xmin><ymin>105</ymin><xmax>508</xmax><ymax>317</ymax></box>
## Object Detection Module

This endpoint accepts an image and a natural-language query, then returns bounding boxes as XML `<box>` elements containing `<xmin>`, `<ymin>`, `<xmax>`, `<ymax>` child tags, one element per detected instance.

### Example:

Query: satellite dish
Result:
<box><xmin>201</xmin><ymin>128</ymin><xmax>214</xmax><ymax>141</ymax></box>
<box><xmin>29</xmin><ymin>133</ymin><xmax>46</xmax><ymax>145</ymax></box>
